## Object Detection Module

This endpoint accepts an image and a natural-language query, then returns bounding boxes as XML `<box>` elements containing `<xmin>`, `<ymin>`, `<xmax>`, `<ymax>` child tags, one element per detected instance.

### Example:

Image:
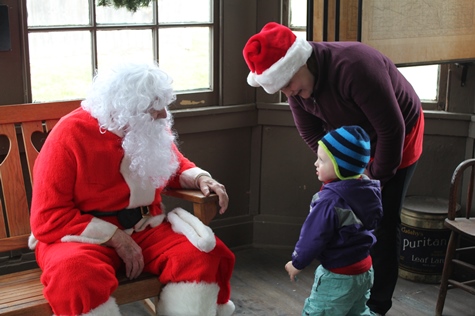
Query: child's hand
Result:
<box><xmin>285</xmin><ymin>261</ymin><xmax>302</xmax><ymax>282</ymax></box>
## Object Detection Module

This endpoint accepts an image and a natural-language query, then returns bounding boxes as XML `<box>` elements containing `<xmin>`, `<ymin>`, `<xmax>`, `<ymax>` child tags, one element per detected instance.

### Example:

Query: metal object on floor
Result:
<box><xmin>399</xmin><ymin>196</ymin><xmax>458</xmax><ymax>283</ymax></box>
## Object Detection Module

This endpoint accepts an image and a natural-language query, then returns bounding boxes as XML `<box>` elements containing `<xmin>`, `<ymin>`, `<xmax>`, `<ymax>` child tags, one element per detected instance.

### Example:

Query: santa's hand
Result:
<box><xmin>104</xmin><ymin>229</ymin><xmax>144</xmax><ymax>279</ymax></box>
<box><xmin>197</xmin><ymin>176</ymin><xmax>229</xmax><ymax>214</ymax></box>
<box><xmin>285</xmin><ymin>261</ymin><xmax>301</xmax><ymax>282</ymax></box>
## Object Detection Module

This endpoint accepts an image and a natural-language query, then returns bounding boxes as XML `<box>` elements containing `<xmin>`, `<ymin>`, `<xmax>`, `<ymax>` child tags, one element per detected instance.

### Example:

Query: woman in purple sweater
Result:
<box><xmin>244</xmin><ymin>22</ymin><xmax>424</xmax><ymax>316</ymax></box>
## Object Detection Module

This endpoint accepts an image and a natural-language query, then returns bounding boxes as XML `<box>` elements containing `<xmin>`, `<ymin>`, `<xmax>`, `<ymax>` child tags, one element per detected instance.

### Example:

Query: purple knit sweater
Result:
<box><xmin>288</xmin><ymin>41</ymin><xmax>421</xmax><ymax>184</ymax></box>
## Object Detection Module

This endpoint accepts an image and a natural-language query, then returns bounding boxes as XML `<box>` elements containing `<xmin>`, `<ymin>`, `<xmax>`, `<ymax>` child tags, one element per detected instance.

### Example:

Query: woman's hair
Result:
<box><xmin>306</xmin><ymin>51</ymin><xmax>318</xmax><ymax>78</ymax></box>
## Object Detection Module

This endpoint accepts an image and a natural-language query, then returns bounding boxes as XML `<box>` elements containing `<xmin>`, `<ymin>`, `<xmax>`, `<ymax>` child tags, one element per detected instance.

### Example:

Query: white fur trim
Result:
<box><xmin>81</xmin><ymin>297</ymin><xmax>120</xmax><ymax>316</ymax></box>
<box><xmin>28</xmin><ymin>233</ymin><xmax>38</xmax><ymax>250</ymax></box>
<box><xmin>179</xmin><ymin>167</ymin><xmax>211</xmax><ymax>189</ymax></box>
<box><xmin>247</xmin><ymin>72</ymin><xmax>259</xmax><ymax>87</ymax></box>
<box><xmin>61</xmin><ymin>217</ymin><xmax>118</xmax><ymax>245</ymax></box>
<box><xmin>247</xmin><ymin>37</ymin><xmax>312</xmax><ymax>94</ymax></box>
<box><xmin>167</xmin><ymin>207</ymin><xmax>216</xmax><ymax>252</ymax></box>
<box><xmin>217</xmin><ymin>300</ymin><xmax>235</xmax><ymax>316</ymax></box>
<box><xmin>134</xmin><ymin>213</ymin><xmax>166</xmax><ymax>232</ymax></box>
<box><xmin>120</xmin><ymin>155</ymin><xmax>155</xmax><ymax>207</ymax></box>
<box><xmin>157</xmin><ymin>282</ymin><xmax>219</xmax><ymax>316</ymax></box>
<box><xmin>52</xmin><ymin>296</ymin><xmax>120</xmax><ymax>316</ymax></box>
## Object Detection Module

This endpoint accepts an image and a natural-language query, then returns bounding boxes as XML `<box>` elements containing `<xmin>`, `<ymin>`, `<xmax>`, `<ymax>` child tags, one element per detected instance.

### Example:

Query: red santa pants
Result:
<box><xmin>35</xmin><ymin>222</ymin><xmax>235</xmax><ymax>316</ymax></box>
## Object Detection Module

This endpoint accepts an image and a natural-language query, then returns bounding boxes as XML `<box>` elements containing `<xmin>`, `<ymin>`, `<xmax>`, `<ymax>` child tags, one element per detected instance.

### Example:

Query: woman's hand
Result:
<box><xmin>104</xmin><ymin>229</ymin><xmax>144</xmax><ymax>279</ymax></box>
<box><xmin>197</xmin><ymin>176</ymin><xmax>229</xmax><ymax>214</ymax></box>
<box><xmin>285</xmin><ymin>261</ymin><xmax>302</xmax><ymax>282</ymax></box>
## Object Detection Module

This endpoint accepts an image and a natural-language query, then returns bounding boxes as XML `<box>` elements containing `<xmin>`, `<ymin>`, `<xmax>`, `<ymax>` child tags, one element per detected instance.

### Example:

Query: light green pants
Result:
<box><xmin>302</xmin><ymin>265</ymin><xmax>374</xmax><ymax>316</ymax></box>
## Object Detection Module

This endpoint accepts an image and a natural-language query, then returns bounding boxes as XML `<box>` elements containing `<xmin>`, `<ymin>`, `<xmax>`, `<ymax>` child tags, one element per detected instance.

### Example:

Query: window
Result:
<box><xmin>398</xmin><ymin>64</ymin><xmax>448</xmax><ymax>110</ymax></box>
<box><xmin>399</xmin><ymin>66</ymin><xmax>440</xmax><ymax>101</ymax></box>
<box><xmin>286</xmin><ymin>0</ymin><xmax>446</xmax><ymax>110</ymax></box>
<box><xmin>287</xmin><ymin>0</ymin><xmax>307</xmax><ymax>38</ymax></box>
<box><xmin>26</xmin><ymin>0</ymin><xmax>218</xmax><ymax>108</ymax></box>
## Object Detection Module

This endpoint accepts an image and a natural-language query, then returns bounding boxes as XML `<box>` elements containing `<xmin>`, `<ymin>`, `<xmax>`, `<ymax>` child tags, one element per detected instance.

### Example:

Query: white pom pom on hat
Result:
<box><xmin>242</xmin><ymin>22</ymin><xmax>313</xmax><ymax>94</ymax></box>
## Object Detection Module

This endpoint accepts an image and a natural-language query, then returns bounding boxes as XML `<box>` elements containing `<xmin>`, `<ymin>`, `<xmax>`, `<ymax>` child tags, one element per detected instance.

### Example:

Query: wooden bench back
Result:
<box><xmin>0</xmin><ymin>100</ymin><xmax>81</xmax><ymax>253</ymax></box>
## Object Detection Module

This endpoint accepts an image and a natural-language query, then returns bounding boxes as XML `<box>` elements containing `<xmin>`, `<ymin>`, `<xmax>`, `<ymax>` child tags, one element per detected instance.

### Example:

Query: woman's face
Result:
<box><xmin>280</xmin><ymin>64</ymin><xmax>315</xmax><ymax>100</ymax></box>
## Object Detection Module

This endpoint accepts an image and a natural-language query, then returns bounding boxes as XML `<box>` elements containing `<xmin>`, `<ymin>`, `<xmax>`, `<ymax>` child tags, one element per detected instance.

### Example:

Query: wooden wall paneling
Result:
<box><xmin>360</xmin><ymin>0</ymin><xmax>475</xmax><ymax>65</ymax></box>
<box><xmin>312</xmin><ymin>0</ymin><xmax>359</xmax><ymax>42</ymax></box>
<box><xmin>312</xmin><ymin>0</ymin><xmax>475</xmax><ymax>65</ymax></box>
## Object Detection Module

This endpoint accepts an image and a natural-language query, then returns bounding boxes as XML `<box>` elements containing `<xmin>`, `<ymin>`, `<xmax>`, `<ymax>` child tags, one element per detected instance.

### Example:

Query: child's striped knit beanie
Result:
<box><xmin>318</xmin><ymin>125</ymin><xmax>371</xmax><ymax>180</ymax></box>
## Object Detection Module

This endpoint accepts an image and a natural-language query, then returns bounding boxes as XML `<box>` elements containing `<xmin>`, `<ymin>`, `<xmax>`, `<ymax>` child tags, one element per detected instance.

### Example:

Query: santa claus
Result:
<box><xmin>28</xmin><ymin>62</ymin><xmax>235</xmax><ymax>316</ymax></box>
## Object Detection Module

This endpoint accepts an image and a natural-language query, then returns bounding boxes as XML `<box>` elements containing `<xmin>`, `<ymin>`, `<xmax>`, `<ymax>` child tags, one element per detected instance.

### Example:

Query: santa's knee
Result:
<box><xmin>44</xmin><ymin>255</ymin><xmax>118</xmax><ymax>315</ymax></box>
<box><xmin>157</xmin><ymin>282</ymin><xmax>235</xmax><ymax>316</ymax></box>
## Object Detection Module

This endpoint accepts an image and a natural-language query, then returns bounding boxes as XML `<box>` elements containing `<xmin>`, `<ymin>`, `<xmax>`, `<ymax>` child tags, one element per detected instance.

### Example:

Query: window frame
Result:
<box><xmin>24</xmin><ymin>0</ymin><xmax>220</xmax><ymax>108</ymax></box>
<box><xmin>422</xmin><ymin>63</ymin><xmax>448</xmax><ymax>111</ymax></box>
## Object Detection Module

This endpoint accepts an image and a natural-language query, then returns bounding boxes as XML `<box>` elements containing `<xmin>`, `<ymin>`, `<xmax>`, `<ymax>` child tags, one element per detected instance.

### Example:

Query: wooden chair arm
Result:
<box><xmin>162</xmin><ymin>189</ymin><xmax>218</xmax><ymax>225</ymax></box>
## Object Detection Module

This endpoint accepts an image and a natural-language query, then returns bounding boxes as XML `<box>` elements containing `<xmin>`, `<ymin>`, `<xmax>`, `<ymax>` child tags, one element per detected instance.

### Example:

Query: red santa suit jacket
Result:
<box><xmin>29</xmin><ymin>107</ymin><xmax>209</xmax><ymax>247</ymax></box>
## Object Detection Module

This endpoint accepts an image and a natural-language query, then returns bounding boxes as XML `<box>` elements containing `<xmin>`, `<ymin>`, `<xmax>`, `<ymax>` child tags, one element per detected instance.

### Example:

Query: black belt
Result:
<box><xmin>82</xmin><ymin>206</ymin><xmax>150</xmax><ymax>229</ymax></box>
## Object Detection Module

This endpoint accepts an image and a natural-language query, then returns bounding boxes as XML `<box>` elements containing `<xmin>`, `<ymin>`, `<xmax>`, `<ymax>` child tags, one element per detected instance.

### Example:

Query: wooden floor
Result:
<box><xmin>120</xmin><ymin>247</ymin><xmax>475</xmax><ymax>315</ymax></box>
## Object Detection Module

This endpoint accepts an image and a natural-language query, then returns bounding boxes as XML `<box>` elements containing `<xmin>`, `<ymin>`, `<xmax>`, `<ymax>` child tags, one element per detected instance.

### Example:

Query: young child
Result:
<box><xmin>285</xmin><ymin>125</ymin><xmax>383</xmax><ymax>316</ymax></box>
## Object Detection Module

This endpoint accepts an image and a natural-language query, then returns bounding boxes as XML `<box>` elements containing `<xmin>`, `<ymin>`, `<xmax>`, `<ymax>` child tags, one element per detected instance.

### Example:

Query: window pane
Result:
<box><xmin>294</xmin><ymin>31</ymin><xmax>307</xmax><ymax>39</ymax></box>
<box><xmin>158</xmin><ymin>0</ymin><xmax>211</xmax><ymax>23</ymax></box>
<box><xmin>290</xmin><ymin>0</ymin><xmax>307</xmax><ymax>28</ymax></box>
<box><xmin>26</xmin><ymin>0</ymin><xmax>217</xmax><ymax>105</ymax></box>
<box><xmin>27</xmin><ymin>0</ymin><xmax>89</xmax><ymax>26</ymax></box>
<box><xmin>159</xmin><ymin>27</ymin><xmax>210</xmax><ymax>91</ymax></box>
<box><xmin>96</xmin><ymin>3</ymin><xmax>153</xmax><ymax>24</ymax></box>
<box><xmin>398</xmin><ymin>65</ymin><xmax>439</xmax><ymax>101</ymax></box>
<box><xmin>97</xmin><ymin>30</ymin><xmax>154</xmax><ymax>71</ymax></box>
<box><xmin>29</xmin><ymin>31</ymin><xmax>92</xmax><ymax>101</ymax></box>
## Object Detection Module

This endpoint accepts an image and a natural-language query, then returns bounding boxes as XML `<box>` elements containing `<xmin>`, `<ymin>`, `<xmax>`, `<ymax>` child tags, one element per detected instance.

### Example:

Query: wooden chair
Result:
<box><xmin>436</xmin><ymin>158</ymin><xmax>475</xmax><ymax>316</ymax></box>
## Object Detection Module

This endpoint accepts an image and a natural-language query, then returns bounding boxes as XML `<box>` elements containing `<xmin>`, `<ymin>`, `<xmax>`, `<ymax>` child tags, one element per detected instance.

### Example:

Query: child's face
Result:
<box><xmin>315</xmin><ymin>146</ymin><xmax>337</xmax><ymax>182</ymax></box>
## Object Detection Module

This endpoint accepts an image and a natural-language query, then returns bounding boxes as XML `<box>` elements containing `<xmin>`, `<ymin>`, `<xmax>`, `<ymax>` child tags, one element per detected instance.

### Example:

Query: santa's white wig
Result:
<box><xmin>82</xmin><ymin>62</ymin><xmax>176</xmax><ymax>132</ymax></box>
<box><xmin>82</xmin><ymin>62</ymin><xmax>179</xmax><ymax>188</ymax></box>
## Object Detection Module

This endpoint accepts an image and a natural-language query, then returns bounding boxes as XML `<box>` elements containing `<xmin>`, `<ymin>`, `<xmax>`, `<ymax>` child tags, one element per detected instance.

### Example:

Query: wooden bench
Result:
<box><xmin>0</xmin><ymin>100</ymin><xmax>219</xmax><ymax>315</ymax></box>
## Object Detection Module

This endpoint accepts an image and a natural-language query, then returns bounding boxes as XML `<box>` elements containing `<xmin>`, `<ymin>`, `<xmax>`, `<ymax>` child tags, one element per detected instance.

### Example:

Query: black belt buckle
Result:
<box><xmin>117</xmin><ymin>206</ymin><xmax>149</xmax><ymax>229</ymax></box>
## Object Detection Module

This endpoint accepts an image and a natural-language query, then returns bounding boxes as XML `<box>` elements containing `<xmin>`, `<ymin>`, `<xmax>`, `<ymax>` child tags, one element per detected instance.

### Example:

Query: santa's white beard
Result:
<box><xmin>121</xmin><ymin>115</ymin><xmax>179</xmax><ymax>189</ymax></box>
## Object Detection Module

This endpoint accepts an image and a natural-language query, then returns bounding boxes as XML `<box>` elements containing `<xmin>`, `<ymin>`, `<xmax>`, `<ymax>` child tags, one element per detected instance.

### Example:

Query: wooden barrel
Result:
<box><xmin>398</xmin><ymin>196</ymin><xmax>458</xmax><ymax>283</ymax></box>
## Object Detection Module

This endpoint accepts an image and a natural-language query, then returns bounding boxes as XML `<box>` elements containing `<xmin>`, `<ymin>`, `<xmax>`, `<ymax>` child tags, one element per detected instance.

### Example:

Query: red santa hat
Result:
<box><xmin>243</xmin><ymin>22</ymin><xmax>313</xmax><ymax>94</ymax></box>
